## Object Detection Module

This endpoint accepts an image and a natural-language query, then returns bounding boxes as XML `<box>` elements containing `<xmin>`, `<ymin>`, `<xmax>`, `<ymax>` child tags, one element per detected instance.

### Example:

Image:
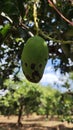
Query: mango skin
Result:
<box><xmin>21</xmin><ymin>36</ymin><xmax>48</xmax><ymax>83</ymax></box>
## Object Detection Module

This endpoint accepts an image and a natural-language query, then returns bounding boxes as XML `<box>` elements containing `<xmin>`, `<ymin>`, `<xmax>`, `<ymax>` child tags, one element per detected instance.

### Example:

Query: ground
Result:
<box><xmin>0</xmin><ymin>115</ymin><xmax>73</xmax><ymax>130</ymax></box>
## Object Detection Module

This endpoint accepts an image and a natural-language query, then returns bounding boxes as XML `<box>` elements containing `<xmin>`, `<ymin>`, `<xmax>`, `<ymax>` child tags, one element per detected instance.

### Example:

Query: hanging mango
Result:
<box><xmin>21</xmin><ymin>36</ymin><xmax>48</xmax><ymax>83</ymax></box>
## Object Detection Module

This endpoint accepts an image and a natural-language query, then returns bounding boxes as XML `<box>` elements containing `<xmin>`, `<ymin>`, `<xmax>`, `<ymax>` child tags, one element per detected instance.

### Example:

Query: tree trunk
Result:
<box><xmin>17</xmin><ymin>104</ymin><xmax>23</xmax><ymax>126</ymax></box>
<box><xmin>45</xmin><ymin>109</ymin><xmax>49</xmax><ymax>119</ymax></box>
<box><xmin>46</xmin><ymin>113</ymin><xmax>48</xmax><ymax>119</ymax></box>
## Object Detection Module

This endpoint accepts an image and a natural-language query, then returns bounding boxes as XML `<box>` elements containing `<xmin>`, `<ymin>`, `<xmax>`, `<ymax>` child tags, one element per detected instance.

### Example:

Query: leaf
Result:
<box><xmin>3</xmin><ymin>1</ymin><xmax>19</xmax><ymax>16</ymax></box>
<box><xmin>0</xmin><ymin>1</ymin><xmax>19</xmax><ymax>23</ymax></box>
<box><xmin>0</xmin><ymin>23</ymin><xmax>11</xmax><ymax>43</ymax></box>
<box><xmin>17</xmin><ymin>0</ymin><xmax>25</xmax><ymax>18</ymax></box>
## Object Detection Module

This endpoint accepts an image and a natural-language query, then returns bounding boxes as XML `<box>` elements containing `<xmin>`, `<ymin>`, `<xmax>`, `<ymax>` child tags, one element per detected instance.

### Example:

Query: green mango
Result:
<box><xmin>21</xmin><ymin>36</ymin><xmax>48</xmax><ymax>83</ymax></box>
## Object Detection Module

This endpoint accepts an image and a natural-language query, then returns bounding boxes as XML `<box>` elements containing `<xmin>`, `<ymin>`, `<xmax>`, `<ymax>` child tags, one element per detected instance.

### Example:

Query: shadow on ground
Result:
<box><xmin>0</xmin><ymin>123</ymin><xmax>73</xmax><ymax>130</ymax></box>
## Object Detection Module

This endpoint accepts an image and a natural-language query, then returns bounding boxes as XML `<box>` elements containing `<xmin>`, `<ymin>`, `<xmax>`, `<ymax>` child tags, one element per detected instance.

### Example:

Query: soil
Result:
<box><xmin>0</xmin><ymin>115</ymin><xmax>73</xmax><ymax>130</ymax></box>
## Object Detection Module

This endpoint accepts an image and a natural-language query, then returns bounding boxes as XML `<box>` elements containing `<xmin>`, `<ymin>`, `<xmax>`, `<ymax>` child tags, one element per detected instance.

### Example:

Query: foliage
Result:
<box><xmin>0</xmin><ymin>0</ymin><xmax>73</xmax><ymax>88</ymax></box>
<box><xmin>56</xmin><ymin>93</ymin><xmax>73</xmax><ymax>123</ymax></box>
<box><xmin>0</xmin><ymin>79</ymin><xmax>43</xmax><ymax>123</ymax></box>
<box><xmin>0</xmin><ymin>78</ymin><xmax>73</xmax><ymax>123</ymax></box>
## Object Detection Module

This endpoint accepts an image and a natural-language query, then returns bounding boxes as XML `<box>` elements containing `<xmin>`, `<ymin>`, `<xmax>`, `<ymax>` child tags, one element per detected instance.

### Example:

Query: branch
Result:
<box><xmin>19</xmin><ymin>22</ymin><xmax>73</xmax><ymax>44</ymax></box>
<box><xmin>48</xmin><ymin>0</ymin><xmax>73</xmax><ymax>26</ymax></box>
<box><xmin>1</xmin><ymin>12</ymin><xmax>13</xmax><ymax>24</ymax></box>
<box><xmin>39</xmin><ymin>29</ymin><xmax>73</xmax><ymax>44</ymax></box>
<box><xmin>33</xmin><ymin>1</ymin><xmax>39</xmax><ymax>34</ymax></box>
<box><xmin>65</xmin><ymin>90</ymin><xmax>73</xmax><ymax>96</ymax></box>
<box><xmin>19</xmin><ymin>23</ymin><xmax>34</xmax><ymax>37</ymax></box>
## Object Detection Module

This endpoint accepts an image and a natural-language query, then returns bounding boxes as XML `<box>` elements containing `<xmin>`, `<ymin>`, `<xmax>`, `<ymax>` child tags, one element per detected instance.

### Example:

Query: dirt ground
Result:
<box><xmin>0</xmin><ymin>115</ymin><xmax>73</xmax><ymax>130</ymax></box>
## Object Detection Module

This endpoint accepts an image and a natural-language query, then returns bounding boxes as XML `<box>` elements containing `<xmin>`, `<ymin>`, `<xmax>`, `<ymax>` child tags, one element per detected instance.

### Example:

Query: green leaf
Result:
<box><xmin>0</xmin><ymin>24</ymin><xmax>11</xmax><ymax>37</ymax></box>
<box><xmin>0</xmin><ymin>23</ymin><xmax>11</xmax><ymax>43</ymax></box>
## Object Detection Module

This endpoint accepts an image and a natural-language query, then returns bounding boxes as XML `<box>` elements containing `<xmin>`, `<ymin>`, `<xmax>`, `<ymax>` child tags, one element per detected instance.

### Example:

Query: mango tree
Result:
<box><xmin>1</xmin><ymin>79</ymin><xmax>43</xmax><ymax>125</ymax></box>
<box><xmin>0</xmin><ymin>0</ymin><xmax>73</xmax><ymax>88</ymax></box>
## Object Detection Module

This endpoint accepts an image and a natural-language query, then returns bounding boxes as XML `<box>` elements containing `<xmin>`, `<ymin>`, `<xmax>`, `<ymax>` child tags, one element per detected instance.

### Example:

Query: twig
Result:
<box><xmin>33</xmin><ymin>1</ymin><xmax>39</xmax><ymax>34</ymax></box>
<box><xmin>65</xmin><ymin>90</ymin><xmax>73</xmax><ymax>96</ymax></box>
<box><xmin>39</xmin><ymin>29</ymin><xmax>73</xmax><ymax>44</ymax></box>
<box><xmin>19</xmin><ymin>23</ymin><xmax>34</xmax><ymax>37</ymax></box>
<box><xmin>19</xmin><ymin>22</ymin><xmax>73</xmax><ymax>44</ymax></box>
<box><xmin>48</xmin><ymin>0</ymin><xmax>73</xmax><ymax>26</ymax></box>
<box><xmin>1</xmin><ymin>12</ymin><xmax>13</xmax><ymax>24</ymax></box>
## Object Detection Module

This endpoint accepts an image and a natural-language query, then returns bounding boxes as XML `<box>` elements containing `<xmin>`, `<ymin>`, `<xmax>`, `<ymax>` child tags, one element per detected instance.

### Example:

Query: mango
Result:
<box><xmin>21</xmin><ymin>36</ymin><xmax>48</xmax><ymax>83</ymax></box>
